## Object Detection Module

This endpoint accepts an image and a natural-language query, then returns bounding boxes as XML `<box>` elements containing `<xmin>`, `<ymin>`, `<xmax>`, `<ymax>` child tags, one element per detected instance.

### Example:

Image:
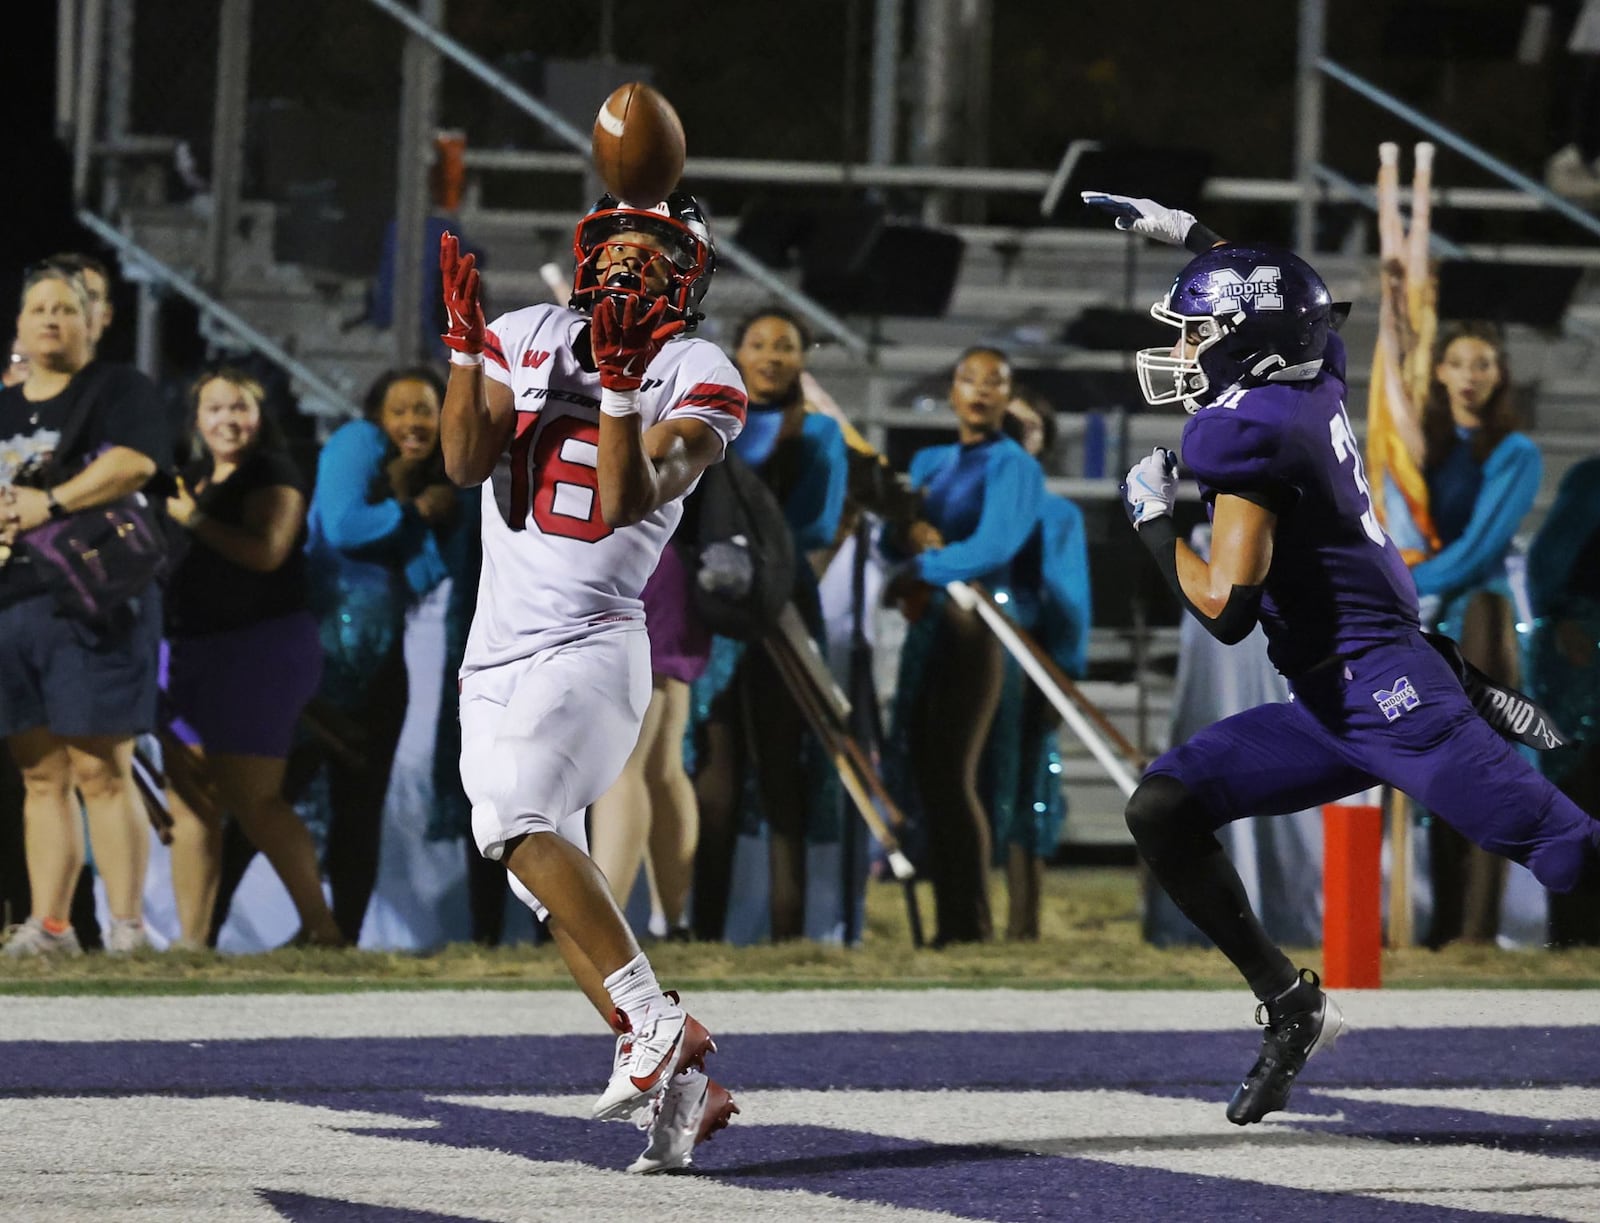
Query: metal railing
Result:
<box><xmin>1309</xmin><ymin>164</ymin><xmax>1468</xmax><ymax>258</ymax></box>
<box><xmin>79</xmin><ymin>211</ymin><xmax>360</xmax><ymax>419</ymax></box>
<box><xmin>460</xmin><ymin>150</ymin><xmax>1555</xmax><ymax>216</ymax></box>
<box><xmin>1317</xmin><ymin>56</ymin><xmax>1600</xmax><ymax>246</ymax></box>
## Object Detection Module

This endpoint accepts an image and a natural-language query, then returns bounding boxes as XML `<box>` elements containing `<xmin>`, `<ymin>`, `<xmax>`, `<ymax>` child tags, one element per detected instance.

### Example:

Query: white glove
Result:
<box><xmin>1121</xmin><ymin>447</ymin><xmax>1179</xmax><ymax>527</ymax></box>
<box><xmin>1080</xmin><ymin>191</ymin><xmax>1197</xmax><ymax>247</ymax></box>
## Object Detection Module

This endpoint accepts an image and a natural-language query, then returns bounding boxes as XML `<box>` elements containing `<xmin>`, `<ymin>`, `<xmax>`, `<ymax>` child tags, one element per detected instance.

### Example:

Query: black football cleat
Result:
<box><xmin>1226</xmin><ymin>969</ymin><xmax>1345</xmax><ymax>1126</ymax></box>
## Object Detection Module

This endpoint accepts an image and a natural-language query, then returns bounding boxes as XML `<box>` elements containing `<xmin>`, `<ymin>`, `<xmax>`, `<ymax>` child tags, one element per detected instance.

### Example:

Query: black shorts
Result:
<box><xmin>0</xmin><ymin>587</ymin><xmax>162</xmax><ymax>741</ymax></box>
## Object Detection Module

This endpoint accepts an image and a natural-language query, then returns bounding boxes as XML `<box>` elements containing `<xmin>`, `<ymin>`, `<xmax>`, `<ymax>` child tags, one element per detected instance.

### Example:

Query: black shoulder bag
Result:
<box><xmin>17</xmin><ymin>365</ymin><xmax>168</xmax><ymax>623</ymax></box>
<box><xmin>675</xmin><ymin>450</ymin><xmax>795</xmax><ymax>641</ymax></box>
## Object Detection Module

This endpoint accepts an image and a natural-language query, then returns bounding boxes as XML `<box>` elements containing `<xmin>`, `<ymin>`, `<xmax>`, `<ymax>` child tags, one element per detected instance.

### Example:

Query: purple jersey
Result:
<box><xmin>1180</xmin><ymin>333</ymin><xmax>1419</xmax><ymax>677</ymax></box>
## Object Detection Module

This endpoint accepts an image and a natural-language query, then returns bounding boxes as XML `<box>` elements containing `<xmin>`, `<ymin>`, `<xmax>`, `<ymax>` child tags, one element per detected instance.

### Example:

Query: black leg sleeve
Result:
<box><xmin>1125</xmin><ymin>775</ymin><xmax>1297</xmax><ymax>1000</ymax></box>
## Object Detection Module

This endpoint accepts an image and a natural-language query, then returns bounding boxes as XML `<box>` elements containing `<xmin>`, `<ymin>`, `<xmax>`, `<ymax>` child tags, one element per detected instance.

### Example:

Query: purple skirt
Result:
<box><xmin>642</xmin><ymin>544</ymin><xmax>711</xmax><ymax>684</ymax></box>
<box><xmin>163</xmin><ymin>610</ymin><xmax>324</xmax><ymax>758</ymax></box>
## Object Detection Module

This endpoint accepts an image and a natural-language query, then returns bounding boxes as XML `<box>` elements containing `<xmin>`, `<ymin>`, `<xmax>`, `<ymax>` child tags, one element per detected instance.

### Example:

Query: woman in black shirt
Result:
<box><xmin>0</xmin><ymin>265</ymin><xmax>168</xmax><ymax>957</ymax></box>
<box><xmin>162</xmin><ymin>369</ymin><xmax>341</xmax><ymax>948</ymax></box>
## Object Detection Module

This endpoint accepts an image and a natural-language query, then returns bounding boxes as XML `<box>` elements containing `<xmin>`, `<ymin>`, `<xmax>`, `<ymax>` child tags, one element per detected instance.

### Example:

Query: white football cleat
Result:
<box><xmin>592</xmin><ymin>999</ymin><xmax>715</xmax><ymax>1122</ymax></box>
<box><xmin>627</xmin><ymin>1068</ymin><xmax>740</xmax><ymax>1174</ymax></box>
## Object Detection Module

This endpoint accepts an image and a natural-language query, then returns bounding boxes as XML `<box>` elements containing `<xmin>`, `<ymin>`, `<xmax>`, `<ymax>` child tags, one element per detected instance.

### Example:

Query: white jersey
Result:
<box><xmin>463</xmin><ymin>303</ymin><xmax>746</xmax><ymax>673</ymax></box>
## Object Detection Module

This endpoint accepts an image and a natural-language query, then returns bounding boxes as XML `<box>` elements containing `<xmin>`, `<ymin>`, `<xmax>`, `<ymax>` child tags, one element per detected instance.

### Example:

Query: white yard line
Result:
<box><xmin>0</xmin><ymin>988</ymin><xmax>1593</xmax><ymax>1043</ymax></box>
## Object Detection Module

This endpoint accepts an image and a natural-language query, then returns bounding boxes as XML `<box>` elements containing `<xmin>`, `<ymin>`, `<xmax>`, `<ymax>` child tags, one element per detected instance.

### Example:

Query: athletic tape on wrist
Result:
<box><xmin>448</xmin><ymin>349</ymin><xmax>483</xmax><ymax>367</ymax></box>
<box><xmin>600</xmin><ymin>387</ymin><xmax>641</xmax><ymax>417</ymax></box>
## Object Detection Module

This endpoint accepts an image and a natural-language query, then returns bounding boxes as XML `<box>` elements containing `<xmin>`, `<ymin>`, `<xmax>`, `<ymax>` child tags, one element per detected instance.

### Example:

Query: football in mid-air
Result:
<box><xmin>591</xmin><ymin>82</ymin><xmax>686</xmax><ymax>209</ymax></box>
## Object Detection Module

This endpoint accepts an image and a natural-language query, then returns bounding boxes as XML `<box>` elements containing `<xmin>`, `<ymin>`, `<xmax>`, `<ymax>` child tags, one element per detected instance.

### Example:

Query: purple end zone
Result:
<box><xmin>2</xmin><ymin>1027</ymin><xmax>1596</xmax><ymax>1095</ymax></box>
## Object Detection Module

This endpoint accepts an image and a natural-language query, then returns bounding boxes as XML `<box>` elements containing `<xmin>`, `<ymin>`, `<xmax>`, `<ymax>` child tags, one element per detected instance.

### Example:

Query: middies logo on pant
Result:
<box><xmin>1372</xmin><ymin>675</ymin><xmax>1421</xmax><ymax>722</ymax></box>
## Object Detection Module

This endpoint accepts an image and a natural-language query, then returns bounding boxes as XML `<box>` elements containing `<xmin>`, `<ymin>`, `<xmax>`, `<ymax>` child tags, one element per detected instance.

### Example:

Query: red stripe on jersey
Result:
<box><xmin>484</xmin><ymin>330</ymin><xmax>509</xmax><ymax>370</ymax></box>
<box><xmin>675</xmin><ymin>382</ymin><xmax>748</xmax><ymax>425</ymax></box>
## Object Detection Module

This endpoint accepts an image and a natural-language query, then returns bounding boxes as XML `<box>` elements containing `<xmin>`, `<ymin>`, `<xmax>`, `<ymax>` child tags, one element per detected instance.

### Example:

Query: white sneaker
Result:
<box><xmin>627</xmin><ymin>1068</ymin><xmax>740</xmax><ymax>1174</ymax></box>
<box><xmin>1</xmin><ymin>918</ymin><xmax>84</xmax><ymax>958</ymax></box>
<box><xmin>593</xmin><ymin>999</ymin><xmax>715</xmax><ymax>1121</ymax></box>
<box><xmin>105</xmin><ymin>918</ymin><xmax>150</xmax><ymax>955</ymax></box>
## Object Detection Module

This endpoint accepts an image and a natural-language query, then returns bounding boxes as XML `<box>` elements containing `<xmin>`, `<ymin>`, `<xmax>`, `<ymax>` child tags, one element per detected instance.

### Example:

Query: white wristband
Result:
<box><xmin>448</xmin><ymin>349</ymin><xmax>483</xmax><ymax>367</ymax></box>
<box><xmin>599</xmin><ymin>387</ymin><xmax>640</xmax><ymax>418</ymax></box>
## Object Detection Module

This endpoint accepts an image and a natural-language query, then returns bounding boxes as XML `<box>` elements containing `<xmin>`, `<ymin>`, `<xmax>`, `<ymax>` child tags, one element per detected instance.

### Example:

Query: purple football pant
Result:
<box><xmin>1148</xmin><ymin>632</ymin><xmax>1600</xmax><ymax>893</ymax></box>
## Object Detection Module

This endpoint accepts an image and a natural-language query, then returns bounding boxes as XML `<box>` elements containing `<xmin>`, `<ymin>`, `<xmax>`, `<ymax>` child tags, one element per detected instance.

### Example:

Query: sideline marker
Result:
<box><xmin>1322</xmin><ymin>791</ymin><xmax>1384</xmax><ymax>989</ymax></box>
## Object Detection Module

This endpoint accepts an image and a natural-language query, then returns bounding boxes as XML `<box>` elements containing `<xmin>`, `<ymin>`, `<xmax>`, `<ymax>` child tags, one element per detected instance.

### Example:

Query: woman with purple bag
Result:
<box><xmin>0</xmin><ymin>265</ymin><xmax>169</xmax><ymax>957</ymax></box>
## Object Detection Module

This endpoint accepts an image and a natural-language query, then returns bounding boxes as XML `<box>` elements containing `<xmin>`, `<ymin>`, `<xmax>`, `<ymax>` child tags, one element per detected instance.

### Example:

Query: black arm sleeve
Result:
<box><xmin>1136</xmin><ymin>516</ymin><xmax>1262</xmax><ymax>645</ymax></box>
<box><xmin>1184</xmin><ymin>222</ymin><xmax>1225</xmax><ymax>255</ymax></box>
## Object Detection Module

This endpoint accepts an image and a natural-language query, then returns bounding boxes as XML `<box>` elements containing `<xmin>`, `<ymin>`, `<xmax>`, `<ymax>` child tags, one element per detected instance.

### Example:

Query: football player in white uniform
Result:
<box><xmin>438</xmin><ymin>191</ymin><xmax>743</xmax><ymax>1171</ymax></box>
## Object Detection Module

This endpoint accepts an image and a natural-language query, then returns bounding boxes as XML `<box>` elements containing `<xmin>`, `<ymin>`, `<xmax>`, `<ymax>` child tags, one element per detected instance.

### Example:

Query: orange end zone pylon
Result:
<box><xmin>1322</xmin><ymin>795</ymin><xmax>1384</xmax><ymax>989</ymax></box>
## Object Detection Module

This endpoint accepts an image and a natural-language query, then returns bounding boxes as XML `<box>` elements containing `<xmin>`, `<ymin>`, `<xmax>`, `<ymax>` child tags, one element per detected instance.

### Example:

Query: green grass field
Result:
<box><xmin>3</xmin><ymin>867</ymin><xmax>1598</xmax><ymax>995</ymax></box>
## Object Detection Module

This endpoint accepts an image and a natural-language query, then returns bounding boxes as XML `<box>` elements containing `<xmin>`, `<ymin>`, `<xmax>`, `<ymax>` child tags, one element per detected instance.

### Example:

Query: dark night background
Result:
<box><xmin>1</xmin><ymin>0</ymin><xmax>1588</xmax><ymax>316</ymax></box>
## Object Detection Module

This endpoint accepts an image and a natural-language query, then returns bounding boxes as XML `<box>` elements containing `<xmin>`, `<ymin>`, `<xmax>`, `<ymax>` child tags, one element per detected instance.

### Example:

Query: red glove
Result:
<box><xmin>439</xmin><ymin>232</ymin><xmax>485</xmax><ymax>361</ymax></box>
<box><xmin>590</xmin><ymin>294</ymin><xmax>685</xmax><ymax>393</ymax></box>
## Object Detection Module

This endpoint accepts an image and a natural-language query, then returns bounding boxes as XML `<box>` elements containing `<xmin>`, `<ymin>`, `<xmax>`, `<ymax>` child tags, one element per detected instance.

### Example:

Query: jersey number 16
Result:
<box><xmin>506</xmin><ymin>416</ymin><xmax>615</xmax><ymax>543</ymax></box>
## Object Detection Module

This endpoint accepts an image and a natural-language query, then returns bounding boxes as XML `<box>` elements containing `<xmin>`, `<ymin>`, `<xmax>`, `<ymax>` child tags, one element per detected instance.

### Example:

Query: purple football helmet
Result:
<box><xmin>1136</xmin><ymin>244</ymin><xmax>1347</xmax><ymax>413</ymax></box>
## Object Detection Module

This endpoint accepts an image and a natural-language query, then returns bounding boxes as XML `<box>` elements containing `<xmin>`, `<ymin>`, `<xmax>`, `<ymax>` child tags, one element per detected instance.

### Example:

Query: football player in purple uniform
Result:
<box><xmin>1083</xmin><ymin>191</ymin><xmax>1600</xmax><ymax>1125</ymax></box>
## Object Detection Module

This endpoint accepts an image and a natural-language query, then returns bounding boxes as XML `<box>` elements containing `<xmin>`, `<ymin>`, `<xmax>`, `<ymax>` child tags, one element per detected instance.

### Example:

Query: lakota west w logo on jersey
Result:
<box><xmin>521</xmin><ymin>349</ymin><xmax>551</xmax><ymax>369</ymax></box>
<box><xmin>1207</xmin><ymin>265</ymin><xmax>1283</xmax><ymax>312</ymax></box>
<box><xmin>1372</xmin><ymin>676</ymin><xmax>1421</xmax><ymax>722</ymax></box>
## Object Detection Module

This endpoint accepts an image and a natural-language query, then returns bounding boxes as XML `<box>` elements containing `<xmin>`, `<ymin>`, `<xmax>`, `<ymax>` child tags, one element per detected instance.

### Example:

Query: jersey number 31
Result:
<box><xmin>1329</xmin><ymin>405</ymin><xmax>1386</xmax><ymax>546</ymax></box>
<box><xmin>507</xmin><ymin>416</ymin><xmax>614</xmax><ymax>543</ymax></box>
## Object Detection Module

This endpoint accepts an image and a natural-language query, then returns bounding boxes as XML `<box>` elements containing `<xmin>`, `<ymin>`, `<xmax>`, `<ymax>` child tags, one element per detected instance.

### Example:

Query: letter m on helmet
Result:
<box><xmin>1207</xmin><ymin>266</ymin><xmax>1283</xmax><ymax>313</ymax></box>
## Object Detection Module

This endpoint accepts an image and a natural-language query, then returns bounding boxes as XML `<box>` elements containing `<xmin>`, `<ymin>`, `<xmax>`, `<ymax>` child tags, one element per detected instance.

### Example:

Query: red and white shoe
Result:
<box><xmin>627</xmin><ymin>1067</ymin><xmax>739</xmax><ymax>1174</ymax></box>
<box><xmin>592</xmin><ymin>996</ymin><xmax>716</xmax><ymax>1122</ymax></box>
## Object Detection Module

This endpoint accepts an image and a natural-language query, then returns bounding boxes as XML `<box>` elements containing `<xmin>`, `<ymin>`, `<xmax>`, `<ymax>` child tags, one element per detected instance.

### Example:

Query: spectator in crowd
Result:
<box><xmin>161</xmin><ymin>369</ymin><xmax>341</xmax><ymax>948</ymax></box>
<box><xmin>590</xmin><ymin>541</ymin><xmax>710</xmax><ymax>939</ymax></box>
<box><xmin>4</xmin><ymin>336</ymin><xmax>27</xmax><ymax>388</ymax></box>
<box><xmin>40</xmin><ymin>252</ymin><xmax>115</xmax><ymax>346</ymax></box>
<box><xmin>1408</xmin><ymin>324</ymin><xmax>1542</xmax><ymax>946</ymax></box>
<box><xmin>37</xmin><ymin>251</ymin><xmax>127</xmax><ymax>947</ymax></box>
<box><xmin>691</xmin><ymin>308</ymin><xmax>848</xmax><ymax>941</ymax></box>
<box><xmin>1524</xmin><ymin>454</ymin><xmax>1600</xmax><ymax>945</ymax></box>
<box><xmin>1003</xmin><ymin>391</ymin><xmax>1056</xmax><ymax>471</ymax></box>
<box><xmin>0</xmin><ymin>264</ymin><xmax>169</xmax><ymax>956</ymax></box>
<box><xmin>990</xmin><ymin>396</ymin><xmax>1091</xmax><ymax>939</ymax></box>
<box><xmin>885</xmin><ymin>347</ymin><xmax>1045</xmax><ymax>945</ymax></box>
<box><xmin>295</xmin><ymin>365</ymin><xmax>477</xmax><ymax>943</ymax></box>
